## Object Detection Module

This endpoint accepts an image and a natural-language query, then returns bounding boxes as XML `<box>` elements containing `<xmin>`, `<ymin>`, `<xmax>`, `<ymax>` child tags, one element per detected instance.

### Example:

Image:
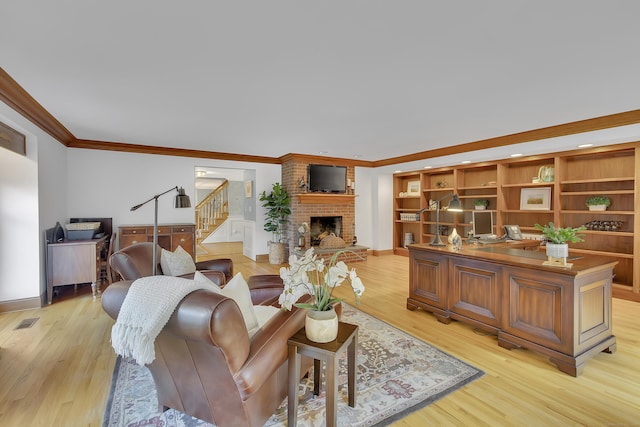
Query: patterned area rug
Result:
<box><xmin>103</xmin><ymin>304</ymin><xmax>483</xmax><ymax>427</ymax></box>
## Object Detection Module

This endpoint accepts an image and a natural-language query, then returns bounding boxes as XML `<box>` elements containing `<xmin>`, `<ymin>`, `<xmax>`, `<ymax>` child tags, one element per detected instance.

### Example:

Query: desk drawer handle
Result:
<box><xmin>132</xmin><ymin>240</ymin><xmax>138</xmax><ymax>244</ymax></box>
<box><xmin>132</xmin><ymin>230</ymin><xmax>137</xmax><ymax>234</ymax></box>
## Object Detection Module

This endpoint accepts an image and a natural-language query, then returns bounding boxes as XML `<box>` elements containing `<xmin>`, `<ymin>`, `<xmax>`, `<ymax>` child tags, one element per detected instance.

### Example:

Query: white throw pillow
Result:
<box><xmin>253</xmin><ymin>305</ymin><xmax>280</xmax><ymax>329</ymax></box>
<box><xmin>194</xmin><ymin>271</ymin><xmax>259</xmax><ymax>336</ymax></box>
<box><xmin>193</xmin><ymin>270</ymin><xmax>222</xmax><ymax>292</ymax></box>
<box><xmin>160</xmin><ymin>246</ymin><xmax>196</xmax><ymax>276</ymax></box>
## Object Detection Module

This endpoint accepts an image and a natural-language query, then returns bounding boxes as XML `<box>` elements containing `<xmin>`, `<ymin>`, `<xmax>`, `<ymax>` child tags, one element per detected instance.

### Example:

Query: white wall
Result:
<box><xmin>66</xmin><ymin>148</ymin><xmax>281</xmax><ymax>259</ymax></box>
<box><xmin>0</xmin><ymin>101</ymin><xmax>67</xmax><ymax>303</ymax></box>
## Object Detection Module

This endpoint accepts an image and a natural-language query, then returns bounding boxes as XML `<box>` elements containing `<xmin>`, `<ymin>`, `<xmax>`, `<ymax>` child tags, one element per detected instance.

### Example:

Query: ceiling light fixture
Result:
<box><xmin>578</xmin><ymin>143</ymin><xmax>594</xmax><ymax>148</ymax></box>
<box><xmin>510</xmin><ymin>153</ymin><xmax>523</xmax><ymax>157</ymax></box>
<box><xmin>423</xmin><ymin>166</ymin><xmax>433</xmax><ymax>169</ymax></box>
<box><xmin>461</xmin><ymin>160</ymin><xmax>471</xmax><ymax>164</ymax></box>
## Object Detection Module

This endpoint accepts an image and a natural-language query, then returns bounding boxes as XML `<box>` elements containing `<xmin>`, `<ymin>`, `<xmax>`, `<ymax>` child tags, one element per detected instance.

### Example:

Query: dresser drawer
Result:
<box><xmin>121</xmin><ymin>227</ymin><xmax>147</xmax><ymax>235</ymax></box>
<box><xmin>172</xmin><ymin>226</ymin><xmax>194</xmax><ymax>233</ymax></box>
<box><xmin>120</xmin><ymin>234</ymin><xmax>149</xmax><ymax>248</ymax></box>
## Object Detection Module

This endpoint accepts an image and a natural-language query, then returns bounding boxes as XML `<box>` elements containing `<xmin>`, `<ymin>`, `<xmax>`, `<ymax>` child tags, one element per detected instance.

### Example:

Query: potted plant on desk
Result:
<box><xmin>534</xmin><ymin>222</ymin><xmax>586</xmax><ymax>267</ymax></box>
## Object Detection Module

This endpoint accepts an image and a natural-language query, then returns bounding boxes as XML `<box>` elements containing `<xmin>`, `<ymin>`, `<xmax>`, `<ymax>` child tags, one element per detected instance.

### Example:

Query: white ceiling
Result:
<box><xmin>2</xmin><ymin>1</ymin><xmax>640</xmax><ymax>164</ymax></box>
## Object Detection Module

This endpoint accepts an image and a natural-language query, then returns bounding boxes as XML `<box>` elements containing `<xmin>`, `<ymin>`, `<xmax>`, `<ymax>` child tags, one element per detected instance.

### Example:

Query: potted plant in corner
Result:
<box><xmin>534</xmin><ymin>222</ymin><xmax>586</xmax><ymax>267</ymax></box>
<box><xmin>586</xmin><ymin>196</ymin><xmax>611</xmax><ymax>211</ymax></box>
<box><xmin>259</xmin><ymin>182</ymin><xmax>291</xmax><ymax>264</ymax></box>
<box><xmin>474</xmin><ymin>199</ymin><xmax>489</xmax><ymax>210</ymax></box>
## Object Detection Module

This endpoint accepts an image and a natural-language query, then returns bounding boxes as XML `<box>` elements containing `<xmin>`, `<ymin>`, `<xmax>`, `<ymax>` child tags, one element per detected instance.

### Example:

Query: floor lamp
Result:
<box><xmin>418</xmin><ymin>193</ymin><xmax>462</xmax><ymax>246</ymax></box>
<box><xmin>130</xmin><ymin>186</ymin><xmax>191</xmax><ymax>275</ymax></box>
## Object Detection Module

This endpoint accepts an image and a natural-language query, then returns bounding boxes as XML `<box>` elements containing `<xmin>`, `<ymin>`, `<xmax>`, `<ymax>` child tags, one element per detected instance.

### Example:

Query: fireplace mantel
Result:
<box><xmin>297</xmin><ymin>194</ymin><xmax>356</xmax><ymax>204</ymax></box>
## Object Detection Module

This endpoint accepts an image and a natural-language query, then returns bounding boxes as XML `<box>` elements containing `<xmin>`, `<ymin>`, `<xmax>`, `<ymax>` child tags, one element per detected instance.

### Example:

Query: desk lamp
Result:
<box><xmin>130</xmin><ymin>186</ymin><xmax>191</xmax><ymax>275</ymax></box>
<box><xmin>417</xmin><ymin>193</ymin><xmax>462</xmax><ymax>246</ymax></box>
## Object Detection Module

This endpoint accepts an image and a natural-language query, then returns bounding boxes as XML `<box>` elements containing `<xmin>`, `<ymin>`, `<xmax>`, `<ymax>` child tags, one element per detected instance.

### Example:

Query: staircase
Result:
<box><xmin>196</xmin><ymin>180</ymin><xmax>229</xmax><ymax>244</ymax></box>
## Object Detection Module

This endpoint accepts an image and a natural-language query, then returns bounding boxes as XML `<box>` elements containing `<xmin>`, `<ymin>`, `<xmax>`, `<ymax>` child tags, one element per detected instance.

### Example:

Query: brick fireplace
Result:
<box><xmin>280</xmin><ymin>155</ymin><xmax>366</xmax><ymax>262</ymax></box>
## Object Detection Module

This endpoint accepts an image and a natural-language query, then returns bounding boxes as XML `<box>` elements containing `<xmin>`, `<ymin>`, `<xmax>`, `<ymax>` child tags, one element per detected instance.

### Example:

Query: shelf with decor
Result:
<box><xmin>556</xmin><ymin>147</ymin><xmax>637</xmax><ymax>290</ymax></box>
<box><xmin>393</xmin><ymin>172</ymin><xmax>423</xmax><ymax>253</ymax></box>
<box><xmin>392</xmin><ymin>142</ymin><xmax>640</xmax><ymax>301</ymax></box>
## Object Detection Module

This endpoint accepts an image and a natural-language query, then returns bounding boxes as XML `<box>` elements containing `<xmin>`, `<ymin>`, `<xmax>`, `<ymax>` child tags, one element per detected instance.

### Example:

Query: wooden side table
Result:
<box><xmin>287</xmin><ymin>322</ymin><xmax>358</xmax><ymax>427</ymax></box>
<box><xmin>46</xmin><ymin>235</ymin><xmax>108</xmax><ymax>304</ymax></box>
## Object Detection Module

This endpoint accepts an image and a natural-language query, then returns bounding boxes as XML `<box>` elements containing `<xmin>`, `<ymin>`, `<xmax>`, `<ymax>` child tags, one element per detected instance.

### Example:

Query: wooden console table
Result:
<box><xmin>407</xmin><ymin>241</ymin><xmax>617</xmax><ymax>376</ymax></box>
<box><xmin>46</xmin><ymin>235</ymin><xmax>108</xmax><ymax>304</ymax></box>
<box><xmin>118</xmin><ymin>224</ymin><xmax>195</xmax><ymax>258</ymax></box>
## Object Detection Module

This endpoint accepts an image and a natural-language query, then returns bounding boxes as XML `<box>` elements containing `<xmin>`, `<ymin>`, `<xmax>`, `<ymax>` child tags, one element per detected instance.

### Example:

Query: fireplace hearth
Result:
<box><xmin>310</xmin><ymin>216</ymin><xmax>342</xmax><ymax>246</ymax></box>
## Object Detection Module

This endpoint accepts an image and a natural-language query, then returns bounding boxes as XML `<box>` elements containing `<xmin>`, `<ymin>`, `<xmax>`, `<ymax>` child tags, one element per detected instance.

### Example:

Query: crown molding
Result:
<box><xmin>70</xmin><ymin>139</ymin><xmax>282</xmax><ymax>164</ymax></box>
<box><xmin>0</xmin><ymin>67</ymin><xmax>76</xmax><ymax>145</ymax></box>
<box><xmin>372</xmin><ymin>109</ymin><xmax>640</xmax><ymax>167</ymax></box>
<box><xmin>279</xmin><ymin>153</ymin><xmax>373</xmax><ymax>167</ymax></box>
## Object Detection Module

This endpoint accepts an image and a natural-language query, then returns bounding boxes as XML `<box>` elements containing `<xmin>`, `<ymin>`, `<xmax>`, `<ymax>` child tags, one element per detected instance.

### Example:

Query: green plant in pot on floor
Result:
<box><xmin>279</xmin><ymin>247</ymin><xmax>365</xmax><ymax>343</ymax></box>
<box><xmin>534</xmin><ymin>222</ymin><xmax>586</xmax><ymax>266</ymax></box>
<box><xmin>259</xmin><ymin>182</ymin><xmax>291</xmax><ymax>264</ymax></box>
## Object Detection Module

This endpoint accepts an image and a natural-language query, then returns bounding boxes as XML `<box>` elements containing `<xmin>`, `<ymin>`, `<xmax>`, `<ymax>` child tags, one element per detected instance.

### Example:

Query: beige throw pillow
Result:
<box><xmin>194</xmin><ymin>271</ymin><xmax>259</xmax><ymax>336</ymax></box>
<box><xmin>160</xmin><ymin>246</ymin><xmax>196</xmax><ymax>276</ymax></box>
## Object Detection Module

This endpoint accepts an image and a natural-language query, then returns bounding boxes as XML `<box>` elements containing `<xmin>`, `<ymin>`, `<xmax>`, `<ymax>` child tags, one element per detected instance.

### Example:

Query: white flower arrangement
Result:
<box><xmin>278</xmin><ymin>247</ymin><xmax>365</xmax><ymax>312</ymax></box>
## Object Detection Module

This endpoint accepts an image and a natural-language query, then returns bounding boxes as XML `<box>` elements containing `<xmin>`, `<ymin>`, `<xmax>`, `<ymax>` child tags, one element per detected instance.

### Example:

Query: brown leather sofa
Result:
<box><xmin>101</xmin><ymin>274</ymin><xmax>312</xmax><ymax>427</ymax></box>
<box><xmin>109</xmin><ymin>242</ymin><xmax>233</xmax><ymax>285</ymax></box>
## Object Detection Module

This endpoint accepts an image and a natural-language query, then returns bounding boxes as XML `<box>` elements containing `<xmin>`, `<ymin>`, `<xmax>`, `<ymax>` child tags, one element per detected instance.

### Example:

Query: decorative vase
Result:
<box><xmin>297</xmin><ymin>235</ymin><xmax>306</xmax><ymax>247</ymax></box>
<box><xmin>305</xmin><ymin>307</ymin><xmax>338</xmax><ymax>343</ymax></box>
<box><xmin>448</xmin><ymin>228</ymin><xmax>459</xmax><ymax>244</ymax></box>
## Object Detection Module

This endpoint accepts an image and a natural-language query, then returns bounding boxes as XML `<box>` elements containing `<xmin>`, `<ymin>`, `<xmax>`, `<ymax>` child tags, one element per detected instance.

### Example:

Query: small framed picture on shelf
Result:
<box><xmin>520</xmin><ymin>187</ymin><xmax>551</xmax><ymax>210</ymax></box>
<box><xmin>406</xmin><ymin>181</ymin><xmax>420</xmax><ymax>196</ymax></box>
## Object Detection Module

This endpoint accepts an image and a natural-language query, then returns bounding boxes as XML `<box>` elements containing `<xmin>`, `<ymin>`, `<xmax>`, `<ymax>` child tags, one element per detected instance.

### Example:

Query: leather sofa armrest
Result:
<box><xmin>247</xmin><ymin>274</ymin><xmax>283</xmax><ymax>306</ymax></box>
<box><xmin>233</xmin><ymin>305</ymin><xmax>307</xmax><ymax>398</ymax></box>
<box><xmin>101</xmin><ymin>280</ymin><xmax>133</xmax><ymax>320</ymax></box>
<box><xmin>195</xmin><ymin>258</ymin><xmax>233</xmax><ymax>282</ymax></box>
<box><xmin>101</xmin><ymin>281</ymin><xmax>252</xmax><ymax>373</ymax></box>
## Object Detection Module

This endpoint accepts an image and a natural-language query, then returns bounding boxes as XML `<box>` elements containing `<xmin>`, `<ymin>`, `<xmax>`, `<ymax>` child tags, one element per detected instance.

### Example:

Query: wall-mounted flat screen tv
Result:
<box><xmin>308</xmin><ymin>164</ymin><xmax>347</xmax><ymax>193</ymax></box>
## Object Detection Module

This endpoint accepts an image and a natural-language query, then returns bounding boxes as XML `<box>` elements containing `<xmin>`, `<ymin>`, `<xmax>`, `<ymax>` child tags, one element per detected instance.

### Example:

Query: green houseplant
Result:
<box><xmin>259</xmin><ymin>182</ymin><xmax>291</xmax><ymax>264</ymax></box>
<box><xmin>474</xmin><ymin>199</ymin><xmax>489</xmax><ymax>210</ymax></box>
<box><xmin>585</xmin><ymin>196</ymin><xmax>611</xmax><ymax>211</ymax></box>
<box><xmin>534</xmin><ymin>222</ymin><xmax>586</xmax><ymax>266</ymax></box>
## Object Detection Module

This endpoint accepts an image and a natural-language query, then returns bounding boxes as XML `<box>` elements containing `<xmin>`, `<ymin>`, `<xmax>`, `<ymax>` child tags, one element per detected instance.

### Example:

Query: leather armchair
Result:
<box><xmin>109</xmin><ymin>242</ymin><xmax>233</xmax><ymax>285</ymax></box>
<box><xmin>102</xmin><ymin>275</ymin><xmax>312</xmax><ymax>427</ymax></box>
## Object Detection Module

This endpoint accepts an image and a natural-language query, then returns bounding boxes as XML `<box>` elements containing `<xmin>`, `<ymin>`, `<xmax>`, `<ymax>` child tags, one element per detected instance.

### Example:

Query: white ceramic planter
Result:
<box><xmin>546</xmin><ymin>243</ymin><xmax>568</xmax><ymax>259</ymax></box>
<box><xmin>588</xmin><ymin>205</ymin><xmax>607</xmax><ymax>211</ymax></box>
<box><xmin>305</xmin><ymin>307</ymin><xmax>338</xmax><ymax>343</ymax></box>
<box><xmin>475</xmin><ymin>205</ymin><xmax>486</xmax><ymax>210</ymax></box>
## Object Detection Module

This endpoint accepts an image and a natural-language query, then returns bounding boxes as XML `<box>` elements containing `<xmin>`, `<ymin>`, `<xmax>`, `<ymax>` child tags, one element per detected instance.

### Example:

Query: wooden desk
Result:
<box><xmin>46</xmin><ymin>236</ymin><xmax>107</xmax><ymax>304</ymax></box>
<box><xmin>287</xmin><ymin>322</ymin><xmax>358</xmax><ymax>427</ymax></box>
<box><xmin>407</xmin><ymin>241</ymin><xmax>617</xmax><ymax>376</ymax></box>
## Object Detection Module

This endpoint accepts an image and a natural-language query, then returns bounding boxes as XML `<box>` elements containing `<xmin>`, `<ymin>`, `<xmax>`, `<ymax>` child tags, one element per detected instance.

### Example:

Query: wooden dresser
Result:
<box><xmin>118</xmin><ymin>224</ymin><xmax>196</xmax><ymax>258</ymax></box>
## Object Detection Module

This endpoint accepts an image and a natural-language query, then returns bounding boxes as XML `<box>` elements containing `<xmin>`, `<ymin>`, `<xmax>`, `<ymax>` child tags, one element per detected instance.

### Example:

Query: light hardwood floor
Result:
<box><xmin>1</xmin><ymin>250</ymin><xmax>638</xmax><ymax>426</ymax></box>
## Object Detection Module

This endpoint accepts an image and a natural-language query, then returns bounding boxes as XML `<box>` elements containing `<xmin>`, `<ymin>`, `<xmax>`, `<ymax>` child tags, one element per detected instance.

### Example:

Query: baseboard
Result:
<box><xmin>371</xmin><ymin>249</ymin><xmax>394</xmax><ymax>256</ymax></box>
<box><xmin>0</xmin><ymin>296</ymin><xmax>42</xmax><ymax>313</ymax></box>
<box><xmin>256</xmin><ymin>253</ymin><xmax>269</xmax><ymax>263</ymax></box>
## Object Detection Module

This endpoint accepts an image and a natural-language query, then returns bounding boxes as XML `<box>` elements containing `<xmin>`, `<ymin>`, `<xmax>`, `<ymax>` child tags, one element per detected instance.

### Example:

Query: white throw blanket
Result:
<box><xmin>111</xmin><ymin>275</ymin><xmax>215</xmax><ymax>365</ymax></box>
